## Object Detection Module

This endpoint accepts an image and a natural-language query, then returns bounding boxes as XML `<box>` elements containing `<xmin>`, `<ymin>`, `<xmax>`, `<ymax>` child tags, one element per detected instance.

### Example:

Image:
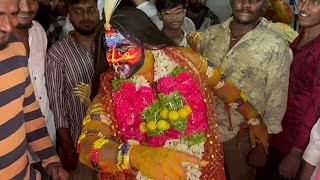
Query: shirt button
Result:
<box><xmin>34</xmin><ymin>77</ymin><xmax>36</xmax><ymax>80</ymax></box>
<box><xmin>39</xmin><ymin>97</ymin><xmax>42</xmax><ymax>100</ymax></box>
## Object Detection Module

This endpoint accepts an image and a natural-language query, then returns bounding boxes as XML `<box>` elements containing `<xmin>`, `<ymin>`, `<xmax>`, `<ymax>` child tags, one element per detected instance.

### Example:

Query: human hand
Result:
<box><xmin>246</xmin><ymin>143</ymin><xmax>267</xmax><ymax>168</ymax></box>
<box><xmin>129</xmin><ymin>145</ymin><xmax>208</xmax><ymax>180</ymax></box>
<box><xmin>74</xmin><ymin>82</ymin><xmax>91</xmax><ymax>106</ymax></box>
<box><xmin>279</xmin><ymin>147</ymin><xmax>302</xmax><ymax>179</ymax></box>
<box><xmin>249</xmin><ymin>121</ymin><xmax>269</xmax><ymax>154</ymax></box>
<box><xmin>46</xmin><ymin>163</ymin><xmax>69</xmax><ymax>180</ymax></box>
<box><xmin>58</xmin><ymin>150</ymin><xmax>78</xmax><ymax>171</ymax></box>
<box><xmin>299</xmin><ymin>160</ymin><xmax>316</xmax><ymax>180</ymax></box>
<box><xmin>56</xmin><ymin>128</ymin><xmax>78</xmax><ymax>171</ymax></box>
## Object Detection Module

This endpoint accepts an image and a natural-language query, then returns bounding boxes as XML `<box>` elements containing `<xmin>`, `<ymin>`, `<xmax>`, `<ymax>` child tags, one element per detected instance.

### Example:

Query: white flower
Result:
<box><xmin>206</xmin><ymin>66</ymin><xmax>214</xmax><ymax>78</ymax></box>
<box><xmin>214</xmin><ymin>81</ymin><xmax>225</xmax><ymax>89</ymax></box>
<box><xmin>152</xmin><ymin>50</ymin><xmax>179</xmax><ymax>82</ymax></box>
<box><xmin>131</xmin><ymin>75</ymin><xmax>150</xmax><ymax>89</ymax></box>
<box><xmin>229</xmin><ymin>102</ymin><xmax>239</xmax><ymax>109</ymax></box>
<box><xmin>135</xmin><ymin>50</ymin><xmax>205</xmax><ymax>180</ymax></box>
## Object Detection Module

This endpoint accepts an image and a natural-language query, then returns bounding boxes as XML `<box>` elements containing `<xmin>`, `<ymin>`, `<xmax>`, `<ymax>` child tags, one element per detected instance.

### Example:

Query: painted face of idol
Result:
<box><xmin>105</xmin><ymin>30</ymin><xmax>144</xmax><ymax>79</ymax></box>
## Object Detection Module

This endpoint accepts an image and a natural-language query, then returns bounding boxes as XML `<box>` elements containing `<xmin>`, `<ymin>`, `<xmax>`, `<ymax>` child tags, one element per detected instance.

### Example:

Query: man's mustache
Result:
<box><xmin>237</xmin><ymin>9</ymin><xmax>253</xmax><ymax>14</ymax></box>
<box><xmin>19</xmin><ymin>12</ymin><xmax>35</xmax><ymax>16</ymax></box>
<box><xmin>80</xmin><ymin>21</ymin><xmax>94</xmax><ymax>24</ymax></box>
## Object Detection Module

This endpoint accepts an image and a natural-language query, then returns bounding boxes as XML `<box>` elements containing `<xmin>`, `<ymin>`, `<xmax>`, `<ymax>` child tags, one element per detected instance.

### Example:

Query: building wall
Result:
<box><xmin>206</xmin><ymin>1</ymin><xmax>232</xmax><ymax>22</ymax></box>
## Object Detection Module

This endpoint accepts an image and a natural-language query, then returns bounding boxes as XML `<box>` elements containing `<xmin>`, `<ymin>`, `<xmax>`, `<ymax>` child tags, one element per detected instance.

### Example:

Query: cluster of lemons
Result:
<box><xmin>139</xmin><ymin>105</ymin><xmax>192</xmax><ymax>133</ymax></box>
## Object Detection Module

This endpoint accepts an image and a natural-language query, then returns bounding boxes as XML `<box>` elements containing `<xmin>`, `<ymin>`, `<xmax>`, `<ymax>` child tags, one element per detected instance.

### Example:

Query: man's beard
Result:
<box><xmin>16</xmin><ymin>23</ymin><xmax>33</xmax><ymax>30</ymax></box>
<box><xmin>189</xmin><ymin>4</ymin><xmax>205</xmax><ymax>13</ymax></box>
<box><xmin>75</xmin><ymin>26</ymin><xmax>96</xmax><ymax>36</ymax></box>
<box><xmin>0</xmin><ymin>42</ymin><xmax>8</xmax><ymax>50</ymax></box>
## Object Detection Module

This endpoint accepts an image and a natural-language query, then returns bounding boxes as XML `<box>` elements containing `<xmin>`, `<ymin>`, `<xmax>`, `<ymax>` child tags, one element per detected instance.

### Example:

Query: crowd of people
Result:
<box><xmin>0</xmin><ymin>0</ymin><xmax>319</xmax><ymax>180</ymax></box>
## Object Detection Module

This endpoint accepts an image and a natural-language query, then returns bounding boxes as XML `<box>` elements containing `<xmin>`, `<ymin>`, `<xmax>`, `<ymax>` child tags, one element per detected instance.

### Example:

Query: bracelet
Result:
<box><xmin>214</xmin><ymin>71</ymin><xmax>227</xmax><ymax>89</ymax></box>
<box><xmin>115</xmin><ymin>140</ymin><xmax>139</xmax><ymax>174</ymax></box>
<box><xmin>228</xmin><ymin>91</ymin><xmax>248</xmax><ymax>109</ymax></box>
<box><xmin>247</xmin><ymin>115</ymin><xmax>262</xmax><ymax>126</ymax></box>
<box><xmin>83</xmin><ymin>114</ymin><xmax>111</xmax><ymax>127</ymax></box>
<box><xmin>126</xmin><ymin>142</ymin><xmax>136</xmax><ymax>171</ymax></box>
<box><xmin>77</xmin><ymin>130</ymin><xmax>108</xmax><ymax>152</ymax></box>
<box><xmin>90</xmin><ymin>138</ymin><xmax>112</xmax><ymax>172</ymax></box>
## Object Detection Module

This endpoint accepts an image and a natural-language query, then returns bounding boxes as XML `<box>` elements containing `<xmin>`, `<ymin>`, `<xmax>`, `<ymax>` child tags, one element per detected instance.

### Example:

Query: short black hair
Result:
<box><xmin>155</xmin><ymin>0</ymin><xmax>187</xmax><ymax>12</ymax></box>
<box><xmin>65</xmin><ymin>0</ymin><xmax>97</xmax><ymax>5</ymax></box>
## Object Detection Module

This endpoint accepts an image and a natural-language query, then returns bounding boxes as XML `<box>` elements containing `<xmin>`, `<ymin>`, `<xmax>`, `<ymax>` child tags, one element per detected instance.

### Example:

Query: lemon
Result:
<box><xmin>178</xmin><ymin>108</ymin><xmax>189</xmax><ymax>119</ymax></box>
<box><xmin>146</xmin><ymin>121</ymin><xmax>157</xmax><ymax>131</ymax></box>
<box><xmin>160</xmin><ymin>109</ymin><xmax>169</xmax><ymax>120</ymax></box>
<box><xmin>168</xmin><ymin>110</ymin><xmax>179</xmax><ymax>121</ymax></box>
<box><xmin>139</xmin><ymin>122</ymin><xmax>147</xmax><ymax>133</ymax></box>
<box><xmin>183</xmin><ymin>105</ymin><xmax>192</xmax><ymax>115</ymax></box>
<box><xmin>157</xmin><ymin>120</ymin><xmax>170</xmax><ymax>131</ymax></box>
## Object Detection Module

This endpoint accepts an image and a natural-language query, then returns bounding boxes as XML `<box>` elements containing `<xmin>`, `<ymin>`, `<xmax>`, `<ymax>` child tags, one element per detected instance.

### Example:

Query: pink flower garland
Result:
<box><xmin>113</xmin><ymin>82</ymin><xmax>155</xmax><ymax>143</ymax></box>
<box><xmin>112</xmin><ymin>72</ymin><xmax>207</xmax><ymax>147</ymax></box>
<box><xmin>158</xmin><ymin>73</ymin><xmax>207</xmax><ymax>136</ymax></box>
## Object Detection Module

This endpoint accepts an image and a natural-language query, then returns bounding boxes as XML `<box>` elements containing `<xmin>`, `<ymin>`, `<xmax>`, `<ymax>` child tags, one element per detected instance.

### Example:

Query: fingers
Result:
<box><xmin>170</xmin><ymin>163</ymin><xmax>187</xmax><ymax>180</ymax></box>
<box><xmin>279</xmin><ymin>166</ymin><xmax>294</xmax><ymax>179</ymax></box>
<box><xmin>176</xmin><ymin>151</ymin><xmax>208</xmax><ymax>167</ymax></box>
<box><xmin>279</xmin><ymin>159</ymin><xmax>296</xmax><ymax>179</ymax></box>
<box><xmin>249</xmin><ymin>128</ymin><xmax>256</xmax><ymax>148</ymax></box>
<box><xmin>261</xmin><ymin>140</ymin><xmax>269</xmax><ymax>155</ymax></box>
<box><xmin>58</xmin><ymin>167</ymin><xmax>69</xmax><ymax>180</ymax></box>
<box><xmin>49</xmin><ymin>167</ymin><xmax>59</xmax><ymax>180</ymax></box>
<box><xmin>154</xmin><ymin>171</ymin><xmax>166</xmax><ymax>180</ymax></box>
<box><xmin>163</xmin><ymin>167</ymin><xmax>181</xmax><ymax>180</ymax></box>
<box><xmin>74</xmin><ymin>90</ymin><xmax>89</xmax><ymax>97</ymax></box>
<box><xmin>74</xmin><ymin>83</ymin><xmax>91</xmax><ymax>94</ymax></box>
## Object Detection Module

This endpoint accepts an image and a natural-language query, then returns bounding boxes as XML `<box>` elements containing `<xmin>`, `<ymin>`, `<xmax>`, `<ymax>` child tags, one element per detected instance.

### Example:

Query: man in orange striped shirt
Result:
<box><xmin>0</xmin><ymin>0</ymin><xmax>68</xmax><ymax>179</ymax></box>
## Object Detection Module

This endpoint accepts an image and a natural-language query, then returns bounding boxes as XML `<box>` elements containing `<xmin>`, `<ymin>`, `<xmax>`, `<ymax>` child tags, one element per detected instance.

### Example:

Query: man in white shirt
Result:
<box><xmin>130</xmin><ymin>0</ymin><xmax>195</xmax><ymax>34</ymax></box>
<box><xmin>300</xmin><ymin>119</ymin><xmax>320</xmax><ymax>180</ymax></box>
<box><xmin>13</xmin><ymin>0</ymin><xmax>56</xmax><ymax>167</ymax></box>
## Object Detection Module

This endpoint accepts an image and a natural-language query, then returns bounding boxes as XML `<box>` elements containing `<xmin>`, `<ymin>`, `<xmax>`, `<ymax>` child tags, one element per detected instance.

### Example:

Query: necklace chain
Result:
<box><xmin>230</xmin><ymin>30</ymin><xmax>246</xmax><ymax>41</ymax></box>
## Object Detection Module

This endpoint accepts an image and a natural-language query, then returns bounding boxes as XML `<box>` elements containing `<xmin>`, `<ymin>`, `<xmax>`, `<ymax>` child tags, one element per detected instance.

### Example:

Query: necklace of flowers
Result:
<box><xmin>111</xmin><ymin>50</ymin><xmax>208</xmax><ymax>147</ymax></box>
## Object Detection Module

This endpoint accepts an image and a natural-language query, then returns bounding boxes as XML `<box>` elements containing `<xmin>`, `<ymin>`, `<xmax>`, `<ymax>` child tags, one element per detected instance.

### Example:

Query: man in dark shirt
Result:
<box><xmin>257</xmin><ymin>0</ymin><xmax>320</xmax><ymax>179</ymax></box>
<box><xmin>0</xmin><ymin>0</ymin><xmax>68</xmax><ymax>179</ymax></box>
<box><xmin>186</xmin><ymin>0</ymin><xmax>220</xmax><ymax>31</ymax></box>
<box><xmin>46</xmin><ymin>0</ymin><xmax>99</xmax><ymax>178</ymax></box>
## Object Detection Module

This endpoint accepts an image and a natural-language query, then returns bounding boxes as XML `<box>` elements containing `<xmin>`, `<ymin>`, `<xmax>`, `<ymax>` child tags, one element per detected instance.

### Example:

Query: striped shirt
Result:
<box><xmin>0</xmin><ymin>35</ymin><xmax>60</xmax><ymax>179</ymax></box>
<box><xmin>45</xmin><ymin>34</ymin><xmax>94</xmax><ymax>146</ymax></box>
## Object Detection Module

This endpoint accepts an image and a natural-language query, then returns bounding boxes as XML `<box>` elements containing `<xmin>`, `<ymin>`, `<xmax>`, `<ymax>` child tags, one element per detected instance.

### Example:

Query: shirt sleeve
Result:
<box><xmin>136</xmin><ymin>1</ymin><xmax>157</xmax><ymax>17</ymax></box>
<box><xmin>303</xmin><ymin>119</ymin><xmax>320</xmax><ymax>166</ymax></box>
<box><xmin>263</xmin><ymin>42</ymin><xmax>293</xmax><ymax>134</ymax></box>
<box><xmin>266</xmin><ymin>20</ymin><xmax>298</xmax><ymax>45</ymax></box>
<box><xmin>136</xmin><ymin>1</ymin><xmax>163</xmax><ymax>30</ymax></box>
<box><xmin>182</xmin><ymin>17</ymin><xmax>196</xmax><ymax>34</ymax></box>
<box><xmin>23</xmin><ymin>71</ymin><xmax>60</xmax><ymax>168</ymax></box>
<box><xmin>293</xmin><ymin>57</ymin><xmax>320</xmax><ymax>150</ymax></box>
<box><xmin>45</xmin><ymin>47</ymin><xmax>68</xmax><ymax>129</ymax></box>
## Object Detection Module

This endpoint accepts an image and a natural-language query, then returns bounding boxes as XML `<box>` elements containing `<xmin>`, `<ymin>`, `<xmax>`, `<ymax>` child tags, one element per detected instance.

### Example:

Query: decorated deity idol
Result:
<box><xmin>75</xmin><ymin>1</ymin><xmax>269</xmax><ymax>180</ymax></box>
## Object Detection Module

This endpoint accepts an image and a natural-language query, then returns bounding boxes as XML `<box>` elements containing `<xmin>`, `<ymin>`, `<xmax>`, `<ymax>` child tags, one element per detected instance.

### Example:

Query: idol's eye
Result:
<box><xmin>116</xmin><ymin>45</ymin><xmax>134</xmax><ymax>53</ymax></box>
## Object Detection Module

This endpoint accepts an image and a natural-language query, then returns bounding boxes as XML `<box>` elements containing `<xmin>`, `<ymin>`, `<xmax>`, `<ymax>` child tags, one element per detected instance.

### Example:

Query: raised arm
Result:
<box><xmin>169</xmin><ymin>47</ymin><xmax>269</xmax><ymax>152</ymax></box>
